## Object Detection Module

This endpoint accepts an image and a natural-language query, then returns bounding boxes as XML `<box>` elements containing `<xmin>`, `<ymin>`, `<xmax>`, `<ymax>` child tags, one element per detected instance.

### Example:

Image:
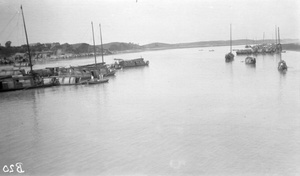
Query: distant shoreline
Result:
<box><xmin>1</xmin><ymin>42</ymin><xmax>299</xmax><ymax>67</ymax></box>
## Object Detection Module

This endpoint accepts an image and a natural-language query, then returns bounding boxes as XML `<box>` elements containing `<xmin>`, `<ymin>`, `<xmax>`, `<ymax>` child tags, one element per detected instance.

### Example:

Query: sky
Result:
<box><xmin>0</xmin><ymin>0</ymin><xmax>299</xmax><ymax>46</ymax></box>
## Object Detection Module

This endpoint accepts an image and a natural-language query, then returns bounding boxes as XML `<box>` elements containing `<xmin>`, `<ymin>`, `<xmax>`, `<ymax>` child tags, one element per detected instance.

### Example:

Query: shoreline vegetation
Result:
<box><xmin>0</xmin><ymin>39</ymin><xmax>299</xmax><ymax>65</ymax></box>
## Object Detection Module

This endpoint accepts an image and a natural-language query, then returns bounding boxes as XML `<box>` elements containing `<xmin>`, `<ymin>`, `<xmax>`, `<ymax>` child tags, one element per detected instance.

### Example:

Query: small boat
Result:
<box><xmin>114</xmin><ymin>57</ymin><xmax>149</xmax><ymax>68</ymax></box>
<box><xmin>278</xmin><ymin>60</ymin><xmax>287</xmax><ymax>71</ymax></box>
<box><xmin>86</xmin><ymin>78</ymin><xmax>109</xmax><ymax>85</ymax></box>
<box><xmin>225</xmin><ymin>52</ymin><xmax>234</xmax><ymax>62</ymax></box>
<box><xmin>225</xmin><ymin>24</ymin><xmax>234</xmax><ymax>62</ymax></box>
<box><xmin>245</xmin><ymin>56</ymin><xmax>256</xmax><ymax>65</ymax></box>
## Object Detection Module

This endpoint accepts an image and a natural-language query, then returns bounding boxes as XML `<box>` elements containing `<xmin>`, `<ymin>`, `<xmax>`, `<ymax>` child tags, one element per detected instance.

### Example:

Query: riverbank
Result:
<box><xmin>1</xmin><ymin>41</ymin><xmax>300</xmax><ymax>67</ymax></box>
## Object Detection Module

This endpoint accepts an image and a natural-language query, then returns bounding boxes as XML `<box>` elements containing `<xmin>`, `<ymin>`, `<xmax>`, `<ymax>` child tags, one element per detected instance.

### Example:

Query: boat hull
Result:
<box><xmin>278</xmin><ymin>60</ymin><xmax>288</xmax><ymax>71</ymax></box>
<box><xmin>245</xmin><ymin>57</ymin><xmax>256</xmax><ymax>64</ymax></box>
<box><xmin>86</xmin><ymin>79</ymin><xmax>109</xmax><ymax>84</ymax></box>
<box><xmin>225</xmin><ymin>53</ymin><xmax>234</xmax><ymax>62</ymax></box>
<box><xmin>115</xmin><ymin>58</ymin><xmax>149</xmax><ymax>68</ymax></box>
<box><xmin>0</xmin><ymin>83</ymin><xmax>54</xmax><ymax>93</ymax></box>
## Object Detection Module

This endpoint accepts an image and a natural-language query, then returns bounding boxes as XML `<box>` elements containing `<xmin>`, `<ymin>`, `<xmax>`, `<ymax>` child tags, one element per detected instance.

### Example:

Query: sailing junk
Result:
<box><xmin>225</xmin><ymin>24</ymin><xmax>234</xmax><ymax>62</ymax></box>
<box><xmin>277</xmin><ymin>27</ymin><xmax>287</xmax><ymax>72</ymax></box>
<box><xmin>278</xmin><ymin>60</ymin><xmax>287</xmax><ymax>71</ymax></box>
<box><xmin>114</xmin><ymin>58</ymin><xmax>149</xmax><ymax>68</ymax></box>
<box><xmin>245</xmin><ymin>56</ymin><xmax>256</xmax><ymax>65</ymax></box>
<box><xmin>0</xmin><ymin>6</ymin><xmax>57</xmax><ymax>92</ymax></box>
<box><xmin>86</xmin><ymin>21</ymin><xmax>109</xmax><ymax>84</ymax></box>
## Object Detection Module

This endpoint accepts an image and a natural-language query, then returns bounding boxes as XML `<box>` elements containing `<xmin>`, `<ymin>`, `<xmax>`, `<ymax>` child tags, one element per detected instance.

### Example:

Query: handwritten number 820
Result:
<box><xmin>3</xmin><ymin>163</ymin><xmax>25</xmax><ymax>173</ymax></box>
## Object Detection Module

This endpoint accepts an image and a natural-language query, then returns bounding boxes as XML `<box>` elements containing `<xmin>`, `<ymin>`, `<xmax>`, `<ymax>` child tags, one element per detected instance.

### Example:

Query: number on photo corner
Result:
<box><xmin>2</xmin><ymin>163</ymin><xmax>25</xmax><ymax>173</ymax></box>
<box><xmin>16</xmin><ymin>162</ymin><xmax>25</xmax><ymax>173</ymax></box>
<box><xmin>3</xmin><ymin>165</ymin><xmax>9</xmax><ymax>173</ymax></box>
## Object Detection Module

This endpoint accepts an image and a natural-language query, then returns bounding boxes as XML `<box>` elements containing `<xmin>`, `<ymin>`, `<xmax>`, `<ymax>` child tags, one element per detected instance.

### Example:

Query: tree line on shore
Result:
<box><xmin>0</xmin><ymin>41</ymin><xmax>142</xmax><ymax>64</ymax></box>
<box><xmin>1</xmin><ymin>39</ymin><xmax>299</xmax><ymax>64</ymax></box>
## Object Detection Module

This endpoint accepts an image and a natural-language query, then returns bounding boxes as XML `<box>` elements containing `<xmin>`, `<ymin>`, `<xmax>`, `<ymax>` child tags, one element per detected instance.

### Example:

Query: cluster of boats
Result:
<box><xmin>0</xmin><ymin>7</ymin><xmax>149</xmax><ymax>93</ymax></box>
<box><xmin>236</xmin><ymin>43</ymin><xmax>283</xmax><ymax>55</ymax></box>
<box><xmin>224</xmin><ymin>24</ymin><xmax>287</xmax><ymax>72</ymax></box>
<box><xmin>225</xmin><ymin>52</ymin><xmax>287</xmax><ymax>72</ymax></box>
<box><xmin>0</xmin><ymin>57</ymin><xmax>149</xmax><ymax>93</ymax></box>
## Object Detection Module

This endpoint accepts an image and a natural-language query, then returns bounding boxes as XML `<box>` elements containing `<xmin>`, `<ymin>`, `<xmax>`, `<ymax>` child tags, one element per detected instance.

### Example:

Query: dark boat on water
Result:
<box><xmin>278</xmin><ymin>60</ymin><xmax>287</xmax><ymax>72</ymax></box>
<box><xmin>86</xmin><ymin>78</ymin><xmax>109</xmax><ymax>85</ymax></box>
<box><xmin>245</xmin><ymin>56</ymin><xmax>256</xmax><ymax>65</ymax></box>
<box><xmin>114</xmin><ymin>57</ymin><xmax>149</xmax><ymax>68</ymax></box>
<box><xmin>225</xmin><ymin>53</ymin><xmax>234</xmax><ymax>62</ymax></box>
<box><xmin>225</xmin><ymin>24</ymin><xmax>234</xmax><ymax>62</ymax></box>
<box><xmin>0</xmin><ymin>73</ymin><xmax>57</xmax><ymax>92</ymax></box>
<box><xmin>277</xmin><ymin>28</ymin><xmax>287</xmax><ymax>73</ymax></box>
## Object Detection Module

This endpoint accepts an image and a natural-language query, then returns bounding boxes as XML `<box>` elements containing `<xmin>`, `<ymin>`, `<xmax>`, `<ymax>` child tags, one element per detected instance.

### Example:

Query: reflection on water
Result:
<box><xmin>1</xmin><ymin>46</ymin><xmax>300</xmax><ymax>175</ymax></box>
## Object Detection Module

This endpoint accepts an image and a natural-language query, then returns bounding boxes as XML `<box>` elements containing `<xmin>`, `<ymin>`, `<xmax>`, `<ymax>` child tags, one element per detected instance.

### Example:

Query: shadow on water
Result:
<box><xmin>245</xmin><ymin>64</ymin><xmax>256</xmax><ymax>69</ymax></box>
<box><xmin>277</xmin><ymin>69</ymin><xmax>286</xmax><ymax>109</ymax></box>
<box><xmin>31</xmin><ymin>90</ymin><xmax>41</xmax><ymax>152</ymax></box>
<box><xmin>225</xmin><ymin>61</ymin><xmax>234</xmax><ymax>87</ymax></box>
<box><xmin>117</xmin><ymin>66</ymin><xmax>149</xmax><ymax>75</ymax></box>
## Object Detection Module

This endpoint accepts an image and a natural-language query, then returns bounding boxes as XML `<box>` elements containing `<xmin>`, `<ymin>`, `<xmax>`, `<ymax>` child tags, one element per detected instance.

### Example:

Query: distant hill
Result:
<box><xmin>142</xmin><ymin>43</ymin><xmax>172</xmax><ymax>49</ymax></box>
<box><xmin>98</xmin><ymin>42</ymin><xmax>142</xmax><ymax>51</ymax></box>
<box><xmin>142</xmin><ymin>39</ymin><xmax>300</xmax><ymax>50</ymax></box>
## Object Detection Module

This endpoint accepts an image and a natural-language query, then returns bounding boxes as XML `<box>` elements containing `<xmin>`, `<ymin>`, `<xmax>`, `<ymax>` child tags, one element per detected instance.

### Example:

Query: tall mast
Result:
<box><xmin>91</xmin><ymin>22</ymin><xmax>97</xmax><ymax>70</ymax></box>
<box><xmin>99</xmin><ymin>23</ymin><xmax>104</xmax><ymax>63</ymax></box>
<box><xmin>275</xmin><ymin>25</ymin><xmax>277</xmax><ymax>44</ymax></box>
<box><xmin>277</xmin><ymin>27</ymin><xmax>281</xmax><ymax>44</ymax></box>
<box><xmin>230</xmin><ymin>24</ymin><xmax>232</xmax><ymax>53</ymax></box>
<box><xmin>20</xmin><ymin>5</ymin><xmax>33</xmax><ymax>73</ymax></box>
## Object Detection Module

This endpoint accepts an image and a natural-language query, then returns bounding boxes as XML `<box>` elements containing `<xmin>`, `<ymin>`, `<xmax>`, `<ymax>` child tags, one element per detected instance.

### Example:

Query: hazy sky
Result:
<box><xmin>0</xmin><ymin>0</ymin><xmax>299</xmax><ymax>46</ymax></box>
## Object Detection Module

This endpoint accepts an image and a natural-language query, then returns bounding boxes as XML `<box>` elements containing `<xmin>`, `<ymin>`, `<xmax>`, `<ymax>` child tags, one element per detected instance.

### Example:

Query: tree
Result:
<box><xmin>5</xmin><ymin>41</ymin><xmax>11</xmax><ymax>48</ymax></box>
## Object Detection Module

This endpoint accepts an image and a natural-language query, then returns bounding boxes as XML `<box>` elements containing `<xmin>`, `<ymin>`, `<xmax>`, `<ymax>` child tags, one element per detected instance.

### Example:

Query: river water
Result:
<box><xmin>1</xmin><ymin>46</ymin><xmax>300</xmax><ymax>176</ymax></box>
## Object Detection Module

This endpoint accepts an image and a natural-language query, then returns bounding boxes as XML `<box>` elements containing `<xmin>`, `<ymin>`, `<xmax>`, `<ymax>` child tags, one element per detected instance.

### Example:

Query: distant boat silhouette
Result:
<box><xmin>225</xmin><ymin>24</ymin><xmax>234</xmax><ymax>62</ymax></box>
<box><xmin>245</xmin><ymin>56</ymin><xmax>256</xmax><ymax>65</ymax></box>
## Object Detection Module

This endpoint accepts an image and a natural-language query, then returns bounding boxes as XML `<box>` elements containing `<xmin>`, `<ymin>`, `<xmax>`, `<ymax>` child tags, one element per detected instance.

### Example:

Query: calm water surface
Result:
<box><xmin>1</xmin><ymin>46</ymin><xmax>300</xmax><ymax>176</ymax></box>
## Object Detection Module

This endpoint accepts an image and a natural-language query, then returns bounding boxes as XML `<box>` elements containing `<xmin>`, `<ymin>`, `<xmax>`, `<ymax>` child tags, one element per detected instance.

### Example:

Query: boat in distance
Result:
<box><xmin>245</xmin><ymin>56</ymin><xmax>256</xmax><ymax>65</ymax></box>
<box><xmin>86</xmin><ymin>78</ymin><xmax>109</xmax><ymax>84</ymax></box>
<box><xmin>278</xmin><ymin>60</ymin><xmax>287</xmax><ymax>72</ymax></box>
<box><xmin>114</xmin><ymin>57</ymin><xmax>149</xmax><ymax>68</ymax></box>
<box><xmin>225</xmin><ymin>24</ymin><xmax>234</xmax><ymax>62</ymax></box>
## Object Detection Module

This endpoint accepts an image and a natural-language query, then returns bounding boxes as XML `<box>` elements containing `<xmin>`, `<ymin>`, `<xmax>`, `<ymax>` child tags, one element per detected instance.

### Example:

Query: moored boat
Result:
<box><xmin>0</xmin><ymin>6</ymin><xmax>56</xmax><ymax>93</ymax></box>
<box><xmin>245</xmin><ymin>56</ymin><xmax>256</xmax><ymax>65</ymax></box>
<box><xmin>86</xmin><ymin>21</ymin><xmax>110</xmax><ymax>85</ymax></box>
<box><xmin>225</xmin><ymin>24</ymin><xmax>234</xmax><ymax>62</ymax></box>
<box><xmin>86</xmin><ymin>78</ymin><xmax>109</xmax><ymax>85</ymax></box>
<box><xmin>114</xmin><ymin>57</ymin><xmax>149</xmax><ymax>68</ymax></box>
<box><xmin>225</xmin><ymin>52</ymin><xmax>234</xmax><ymax>62</ymax></box>
<box><xmin>0</xmin><ymin>72</ymin><xmax>57</xmax><ymax>92</ymax></box>
<box><xmin>278</xmin><ymin>60</ymin><xmax>287</xmax><ymax>71</ymax></box>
